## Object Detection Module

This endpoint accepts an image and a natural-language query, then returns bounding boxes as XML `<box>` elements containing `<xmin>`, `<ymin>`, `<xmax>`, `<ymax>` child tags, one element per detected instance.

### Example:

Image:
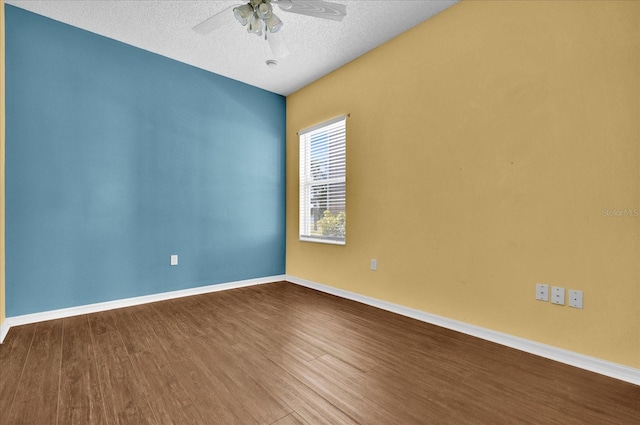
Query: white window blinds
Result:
<box><xmin>299</xmin><ymin>115</ymin><xmax>346</xmax><ymax>245</ymax></box>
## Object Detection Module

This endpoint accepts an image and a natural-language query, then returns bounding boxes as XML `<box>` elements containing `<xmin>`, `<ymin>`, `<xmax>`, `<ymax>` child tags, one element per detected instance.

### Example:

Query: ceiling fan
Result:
<box><xmin>193</xmin><ymin>0</ymin><xmax>347</xmax><ymax>59</ymax></box>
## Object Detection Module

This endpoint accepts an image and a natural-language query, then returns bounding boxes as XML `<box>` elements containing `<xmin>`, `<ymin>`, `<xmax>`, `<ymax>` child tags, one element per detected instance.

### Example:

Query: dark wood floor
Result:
<box><xmin>1</xmin><ymin>281</ymin><xmax>638</xmax><ymax>425</ymax></box>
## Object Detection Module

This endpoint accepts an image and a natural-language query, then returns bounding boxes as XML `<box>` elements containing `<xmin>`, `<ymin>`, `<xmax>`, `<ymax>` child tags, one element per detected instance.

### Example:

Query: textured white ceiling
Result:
<box><xmin>6</xmin><ymin>0</ymin><xmax>459</xmax><ymax>96</ymax></box>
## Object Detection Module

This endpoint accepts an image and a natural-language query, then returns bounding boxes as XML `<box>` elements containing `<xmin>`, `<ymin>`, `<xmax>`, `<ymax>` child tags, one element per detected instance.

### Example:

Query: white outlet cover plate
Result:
<box><xmin>170</xmin><ymin>255</ymin><xmax>178</xmax><ymax>266</ymax></box>
<box><xmin>535</xmin><ymin>283</ymin><xmax>549</xmax><ymax>301</ymax></box>
<box><xmin>568</xmin><ymin>289</ymin><xmax>583</xmax><ymax>309</ymax></box>
<box><xmin>551</xmin><ymin>286</ymin><xmax>565</xmax><ymax>305</ymax></box>
<box><xmin>370</xmin><ymin>259</ymin><xmax>377</xmax><ymax>271</ymax></box>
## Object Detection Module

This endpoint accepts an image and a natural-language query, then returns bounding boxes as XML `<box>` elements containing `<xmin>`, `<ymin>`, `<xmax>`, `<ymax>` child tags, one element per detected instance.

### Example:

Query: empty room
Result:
<box><xmin>1</xmin><ymin>1</ymin><xmax>639</xmax><ymax>424</ymax></box>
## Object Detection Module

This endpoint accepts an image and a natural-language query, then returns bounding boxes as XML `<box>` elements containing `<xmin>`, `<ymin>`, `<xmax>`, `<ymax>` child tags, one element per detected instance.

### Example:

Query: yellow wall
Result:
<box><xmin>1</xmin><ymin>0</ymin><xmax>5</xmax><ymax>328</ymax></box>
<box><xmin>286</xmin><ymin>0</ymin><xmax>640</xmax><ymax>368</ymax></box>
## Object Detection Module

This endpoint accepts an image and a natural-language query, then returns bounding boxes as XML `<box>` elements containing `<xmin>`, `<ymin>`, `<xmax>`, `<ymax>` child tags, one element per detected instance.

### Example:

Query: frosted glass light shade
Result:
<box><xmin>265</xmin><ymin>14</ymin><xmax>283</xmax><ymax>33</ymax></box>
<box><xmin>257</xmin><ymin>2</ymin><xmax>273</xmax><ymax>20</ymax></box>
<box><xmin>247</xmin><ymin>12</ymin><xmax>263</xmax><ymax>35</ymax></box>
<box><xmin>233</xmin><ymin>4</ymin><xmax>253</xmax><ymax>26</ymax></box>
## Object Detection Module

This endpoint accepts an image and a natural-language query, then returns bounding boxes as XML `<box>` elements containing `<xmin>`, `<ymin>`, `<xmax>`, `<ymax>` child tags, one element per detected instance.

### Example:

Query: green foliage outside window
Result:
<box><xmin>317</xmin><ymin>210</ymin><xmax>345</xmax><ymax>238</ymax></box>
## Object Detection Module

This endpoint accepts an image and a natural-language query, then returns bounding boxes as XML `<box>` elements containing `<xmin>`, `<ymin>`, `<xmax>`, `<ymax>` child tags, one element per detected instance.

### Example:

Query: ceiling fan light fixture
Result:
<box><xmin>247</xmin><ymin>12</ymin><xmax>263</xmax><ymax>36</ymax></box>
<box><xmin>233</xmin><ymin>4</ymin><xmax>253</xmax><ymax>26</ymax></box>
<box><xmin>265</xmin><ymin>13</ymin><xmax>283</xmax><ymax>33</ymax></box>
<box><xmin>256</xmin><ymin>2</ymin><xmax>273</xmax><ymax>20</ymax></box>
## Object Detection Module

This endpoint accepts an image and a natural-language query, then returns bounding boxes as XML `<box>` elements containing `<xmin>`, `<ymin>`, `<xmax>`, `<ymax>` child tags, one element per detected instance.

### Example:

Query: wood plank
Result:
<box><xmin>129</xmin><ymin>350</ymin><xmax>208</xmax><ymax>425</ymax></box>
<box><xmin>263</xmin><ymin>349</ymin><xmax>403</xmax><ymax>425</ymax></box>
<box><xmin>352</xmin><ymin>357</ymin><xmax>507</xmax><ymax>425</ymax></box>
<box><xmin>88</xmin><ymin>312</ymin><xmax>158</xmax><ymax>425</ymax></box>
<box><xmin>110</xmin><ymin>304</ymin><xmax>162</xmax><ymax>356</ymax></box>
<box><xmin>311</xmin><ymin>353</ymin><xmax>450</xmax><ymax>425</ymax></box>
<box><xmin>310</xmin><ymin>353</ymin><xmax>449</xmax><ymax>425</ymax></box>
<box><xmin>225</xmin><ymin>311</ymin><xmax>327</xmax><ymax>362</ymax></box>
<box><xmin>0</xmin><ymin>324</ymin><xmax>36</xmax><ymax>420</ymax></box>
<box><xmin>57</xmin><ymin>316</ymin><xmax>108</xmax><ymax>425</ymax></box>
<box><xmin>227</xmin><ymin>342</ymin><xmax>359</xmax><ymax>425</ymax></box>
<box><xmin>185</xmin><ymin>335</ymin><xmax>293</xmax><ymax>425</ymax></box>
<box><xmin>262</xmin><ymin>313</ymin><xmax>379</xmax><ymax>372</ymax></box>
<box><xmin>462</xmin><ymin>356</ymin><xmax>640</xmax><ymax>425</ymax></box>
<box><xmin>271</xmin><ymin>412</ymin><xmax>309</xmax><ymax>425</ymax></box>
<box><xmin>5</xmin><ymin>320</ymin><xmax>63</xmax><ymax>425</ymax></box>
<box><xmin>163</xmin><ymin>337</ymin><xmax>261</xmax><ymax>425</ymax></box>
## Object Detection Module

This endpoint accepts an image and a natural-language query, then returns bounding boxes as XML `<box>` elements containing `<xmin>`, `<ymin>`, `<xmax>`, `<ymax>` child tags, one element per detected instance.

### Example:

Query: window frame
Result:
<box><xmin>298</xmin><ymin>115</ymin><xmax>347</xmax><ymax>245</ymax></box>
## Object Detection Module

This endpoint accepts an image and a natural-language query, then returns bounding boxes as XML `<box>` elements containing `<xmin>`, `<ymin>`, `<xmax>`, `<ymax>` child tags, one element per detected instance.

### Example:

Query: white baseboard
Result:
<box><xmin>286</xmin><ymin>275</ymin><xmax>640</xmax><ymax>386</ymax></box>
<box><xmin>0</xmin><ymin>319</ymin><xmax>9</xmax><ymax>344</ymax></box>
<box><xmin>1</xmin><ymin>275</ymin><xmax>286</xmax><ymax>340</ymax></box>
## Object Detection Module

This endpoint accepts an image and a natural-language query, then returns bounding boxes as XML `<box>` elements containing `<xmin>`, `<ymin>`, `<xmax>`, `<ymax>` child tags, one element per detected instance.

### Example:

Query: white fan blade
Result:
<box><xmin>268</xmin><ymin>31</ymin><xmax>290</xmax><ymax>58</ymax></box>
<box><xmin>277</xmin><ymin>0</ymin><xmax>346</xmax><ymax>22</ymax></box>
<box><xmin>193</xmin><ymin>5</ymin><xmax>235</xmax><ymax>34</ymax></box>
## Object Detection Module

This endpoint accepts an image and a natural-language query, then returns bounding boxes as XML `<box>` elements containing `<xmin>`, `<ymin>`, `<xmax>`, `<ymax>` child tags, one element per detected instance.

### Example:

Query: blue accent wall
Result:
<box><xmin>4</xmin><ymin>5</ymin><xmax>286</xmax><ymax>316</ymax></box>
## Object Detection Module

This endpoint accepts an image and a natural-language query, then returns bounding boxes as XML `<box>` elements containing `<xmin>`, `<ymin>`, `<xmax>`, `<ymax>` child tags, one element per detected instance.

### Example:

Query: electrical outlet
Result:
<box><xmin>568</xmin><ymin>289</ymin><xmax>583</xmax><ymax>309</ymax></box>
<box><xmin>170</xmin><ymin>255</ymin><xmax>178</xmax><ymax>266</ymax></box>
<box><xmin>535</xmin><ymin>284</ymin><xmax>549</xmax><ymax>301</ymax></box>
<box><xmin>370</xmin><ymin>259</ymin><xmax>377</xmax><ymax>271</ymax></box>
<box><xmin>551</xmin><ymin>286</ymin><xmax>565</xmax><ymax>305</ymax></box>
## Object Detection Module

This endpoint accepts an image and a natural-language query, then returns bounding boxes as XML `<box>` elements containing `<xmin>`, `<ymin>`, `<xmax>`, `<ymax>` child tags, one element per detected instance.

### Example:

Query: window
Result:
<box><xmin>299</xmin><ymin>115</ymin><xmax>346</xmax><ymax>245</ymax></box>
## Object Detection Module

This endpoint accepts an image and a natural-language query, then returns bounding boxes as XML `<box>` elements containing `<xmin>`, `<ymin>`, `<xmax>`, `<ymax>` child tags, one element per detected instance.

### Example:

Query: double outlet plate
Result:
<box><xmin>536</xmin><ymin>284</ymin><xmax>583</xmax><ymax>308</ymax></box>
